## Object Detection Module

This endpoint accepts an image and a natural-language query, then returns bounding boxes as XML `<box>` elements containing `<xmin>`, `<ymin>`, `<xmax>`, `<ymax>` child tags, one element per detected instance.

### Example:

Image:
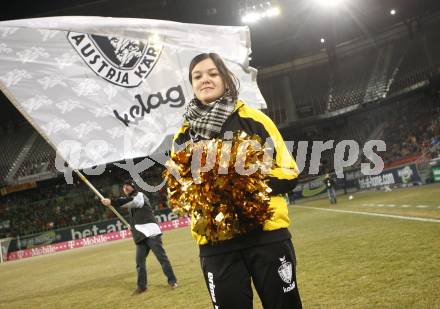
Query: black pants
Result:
<box><xmin>135</xmin><ymin>235</ymin><xmax>177</xmax><ymax>289</ymax></box>
<box><xmin>200</xmin><ymin>240</ymin><xmax>302</xmax><ymax>309</ymax></box>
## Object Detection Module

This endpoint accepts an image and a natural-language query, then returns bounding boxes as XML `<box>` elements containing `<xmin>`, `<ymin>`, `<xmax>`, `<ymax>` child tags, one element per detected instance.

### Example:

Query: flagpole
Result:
<box><xmin>73</xmin><ymin>170</ymin><xmax>131</xmax><ymax>228</ymax></box>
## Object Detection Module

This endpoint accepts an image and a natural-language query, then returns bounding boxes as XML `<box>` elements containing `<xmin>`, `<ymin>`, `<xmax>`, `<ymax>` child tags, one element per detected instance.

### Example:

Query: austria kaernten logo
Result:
<box><xmin>278</xmin><ymin>256</ymin><xmax>296</xmax><ymax>293</ymax></box>
<box><xmin>278</xmin><ymin>256</ymin><xmax>292</xmax><ymax>284</ymax></box>
<box><xmin>67</xmin><ymin>32</ymin><xmax>163</xmax><ymax>88</ymax></box>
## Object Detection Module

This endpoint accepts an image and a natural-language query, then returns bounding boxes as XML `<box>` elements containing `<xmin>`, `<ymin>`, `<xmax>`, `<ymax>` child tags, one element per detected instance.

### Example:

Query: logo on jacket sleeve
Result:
<box><xmin>278</xmin><ymin>256</ymin><xmax>296</xmax><ymax>293</ymax></box>
<box><xmin>67</xmin><ymin>32</ymin><xmax>163</xmax><ymax>88</ymax></box>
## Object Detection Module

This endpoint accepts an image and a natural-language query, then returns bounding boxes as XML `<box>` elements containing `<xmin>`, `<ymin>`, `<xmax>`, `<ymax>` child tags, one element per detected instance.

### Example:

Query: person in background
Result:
<box><xmin>324</xmin><ymin>173</ymin><xmax>337</xmax><ymax>204</ymax></box>
<box><xmin>101</xmin><ymin>180</ymin><xmax>178</xmax><ymax>295</ymax></box>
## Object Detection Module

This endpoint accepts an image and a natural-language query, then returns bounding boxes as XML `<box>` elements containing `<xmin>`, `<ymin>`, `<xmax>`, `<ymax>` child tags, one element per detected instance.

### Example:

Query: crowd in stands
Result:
<box><xmin>284</xmin><ymin>108</ymin><xmax>379</xmax><ymax>177</ymax></box>
<box><xmin>0</xmin><ymin>171</ymin><xmax>170</xmax><ymax>238</ymax></box>
<box><xmin>380</xmin><ymin>97</ymin><xmax>440</xmax><ymax>165</ymax></box>
<box><xmin>283</xmin><ymin>93</ymin><xmax>440</xmax><ymax>178</ymax></box>
<box><xmin>1</xmin><ymin>182</ymin><xmax>105</xmax><ymax>237</ymax></box>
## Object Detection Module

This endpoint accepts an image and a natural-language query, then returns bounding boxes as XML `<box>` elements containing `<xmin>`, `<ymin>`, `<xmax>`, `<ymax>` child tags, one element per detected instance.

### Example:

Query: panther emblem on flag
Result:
<box><xmin>67</xmin><ymin>32</ymin><xmax>163</xmax><ymax>88</ymax></box>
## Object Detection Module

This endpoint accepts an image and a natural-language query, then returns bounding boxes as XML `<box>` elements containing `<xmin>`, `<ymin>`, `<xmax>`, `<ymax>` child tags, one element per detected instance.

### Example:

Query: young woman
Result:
<box><xmin>172</xmin><ymin>53</ymin><xmax>302</xmax><ymax>309</ymax></box>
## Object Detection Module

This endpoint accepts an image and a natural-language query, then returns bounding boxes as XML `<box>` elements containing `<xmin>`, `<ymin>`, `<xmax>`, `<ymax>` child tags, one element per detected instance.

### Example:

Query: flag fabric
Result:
<box><xmin>0</xmin><ymin>16</ymin><xmax>266</xmax><ymax>170</ymax></box>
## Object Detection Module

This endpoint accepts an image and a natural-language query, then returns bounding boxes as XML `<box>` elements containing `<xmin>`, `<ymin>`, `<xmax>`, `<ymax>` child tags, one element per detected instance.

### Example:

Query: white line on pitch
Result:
<box><xmin>416</xmin><ymin>205</ymin><xmax>429</xmax><ymax>208</ymax></box>
<box><xmin>295</xmin><ymin>206</ymin><xmax>440</xmax><ymax>223</ymax></box>
<box><xmin>401</xmin><ymin>205</ymin><xmax>411</xmax><ymax>208</ymax></box>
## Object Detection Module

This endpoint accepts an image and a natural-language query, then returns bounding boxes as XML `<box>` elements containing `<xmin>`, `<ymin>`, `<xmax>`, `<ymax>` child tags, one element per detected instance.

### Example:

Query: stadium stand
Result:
<box><xmin>1</xmin><ymin>9</ymin><xmax>440</xmax><ymax>241</ymax></box>
<box><xmin>258</xmin><ymin>13</ymin><xmax>440</xmax><ymax>121</ymax></box>
<box><xmin>380</xmin><ymin>97</ymin><xmax>440</xmax><ymax>165</ymax></box>
<box><xmin>329</xmin><ymin>46</ymin><xmax>377</xmax><ymax>111</ymax></box>
<box><xmin>0</xmin><ymin>169</ymin><xmax>169</xmax><ymax>238</ymax></box>
<box><xmin>1</xmin><ymin>181</ymin><xmax>105</xmax><ymax>236</ymax></box>
<box><xmin>0</xmin><ymin>123</ymin><xmax>31</xmax><ymax>184</ymax></box>
<box><xmin>388</xmin><ymin>36</ymin><xmax>433</xmax><ymax>94</ymax></box>
<box><xmin>289</xmin><ymin>62</ymin><xmax>331</xmax><ymax>114</ymax></box>
<box><xmin>13</xmin><ymin>136</ymin><xmax>56</xmax><ymax>181</ymax></box>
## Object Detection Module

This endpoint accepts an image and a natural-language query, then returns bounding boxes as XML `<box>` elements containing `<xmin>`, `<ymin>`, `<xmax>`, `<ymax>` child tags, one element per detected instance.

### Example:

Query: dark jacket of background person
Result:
<box><xmin>324</xmin><ymin>175</ymin><xmax>336</xmax><ymax>189</ymax></box>
<box><xmin>111</xmin><ymin>191</ymin><xmax>158</xmax><ymax>243</ymax></box>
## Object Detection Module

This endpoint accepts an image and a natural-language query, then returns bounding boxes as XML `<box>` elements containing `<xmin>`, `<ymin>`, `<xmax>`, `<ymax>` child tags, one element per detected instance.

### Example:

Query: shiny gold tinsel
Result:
<box><xmin>163</xmin><ymin>132</ymin><xmax>273</xmax><ymax>242</ymax></box>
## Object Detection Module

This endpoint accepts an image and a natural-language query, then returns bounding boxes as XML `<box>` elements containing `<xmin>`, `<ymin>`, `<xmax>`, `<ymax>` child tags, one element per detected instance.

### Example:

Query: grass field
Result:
<box><xmin>1</xmin><ymin>184</ymin><xmax>439</xmax><ymax>309</ymax></box>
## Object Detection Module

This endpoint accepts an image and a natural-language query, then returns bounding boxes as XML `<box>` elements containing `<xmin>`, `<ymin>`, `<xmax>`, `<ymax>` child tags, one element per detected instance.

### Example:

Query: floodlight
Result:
<box><xmin>313</xmin><ymin>0</ymin><xmax>342</xmax><ymax>8</ymax></box>
<box><xmin>241</xmin><ymin>12</ymin><xmax>262</xmax><ymax>24</ymax></box>
<box><xmin>240</xmin><ymin>1</ymin><xmax>281</xmax><ymax>24</ymax></box>
<box><xmin>266</xmin><ymin>6</ymin><xmax>281</xmax><ymax>17</ymax></box>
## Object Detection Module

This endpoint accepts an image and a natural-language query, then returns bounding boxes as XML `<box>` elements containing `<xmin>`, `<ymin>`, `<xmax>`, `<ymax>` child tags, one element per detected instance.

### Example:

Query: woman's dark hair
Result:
<box><xmin>188</xmin><ymin>53</ymin><xmax>240</xmax><ymax>100</ymax></box>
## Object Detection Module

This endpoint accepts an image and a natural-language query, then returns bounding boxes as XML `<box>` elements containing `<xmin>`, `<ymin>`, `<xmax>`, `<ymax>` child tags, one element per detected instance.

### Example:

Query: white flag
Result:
<box><xmin>0</xmin><ymin>16</ymin><xmax>266</xmax><ymax>170</ymax></box>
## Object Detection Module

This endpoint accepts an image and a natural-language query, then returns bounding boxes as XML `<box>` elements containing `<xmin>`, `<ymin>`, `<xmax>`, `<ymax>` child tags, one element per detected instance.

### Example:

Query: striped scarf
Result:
<box><xmin>184</xmin><ymin>92</ymin><xmax>235</xmax><ymax>140</ymax></box>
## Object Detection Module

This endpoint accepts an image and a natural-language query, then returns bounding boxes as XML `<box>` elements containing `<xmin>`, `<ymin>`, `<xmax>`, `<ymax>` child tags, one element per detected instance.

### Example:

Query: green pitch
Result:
<box><xmin>1</xmin><ymin>184</ymin><xmax>439</xmax><ymax>308</ymax></box>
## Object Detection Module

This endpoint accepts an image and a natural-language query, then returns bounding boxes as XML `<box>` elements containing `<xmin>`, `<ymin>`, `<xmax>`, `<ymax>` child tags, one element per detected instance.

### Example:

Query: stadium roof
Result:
<box><xmin>1</xmin><ymin>0</ymin><xmax>440</xmax><ymax>120</ymax></box>
<box><xmin>2</xmin><ymin>0</ymin><xmax>440</xmax><ymax>67</ymax></box>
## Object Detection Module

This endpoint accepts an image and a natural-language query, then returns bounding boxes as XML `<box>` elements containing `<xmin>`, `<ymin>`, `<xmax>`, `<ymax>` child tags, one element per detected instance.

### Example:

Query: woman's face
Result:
<box><xmin>191</xmin><ymin>57</ymin><xmax>226</xmax><ymax>104</ymax></box>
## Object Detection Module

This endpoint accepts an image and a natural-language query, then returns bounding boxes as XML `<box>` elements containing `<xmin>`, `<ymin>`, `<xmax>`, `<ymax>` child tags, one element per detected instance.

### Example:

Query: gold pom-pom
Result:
<box><xmin>163</xmin><ymin>131</ymin><xmax>273</xmax><ymax>242</ymax></box>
